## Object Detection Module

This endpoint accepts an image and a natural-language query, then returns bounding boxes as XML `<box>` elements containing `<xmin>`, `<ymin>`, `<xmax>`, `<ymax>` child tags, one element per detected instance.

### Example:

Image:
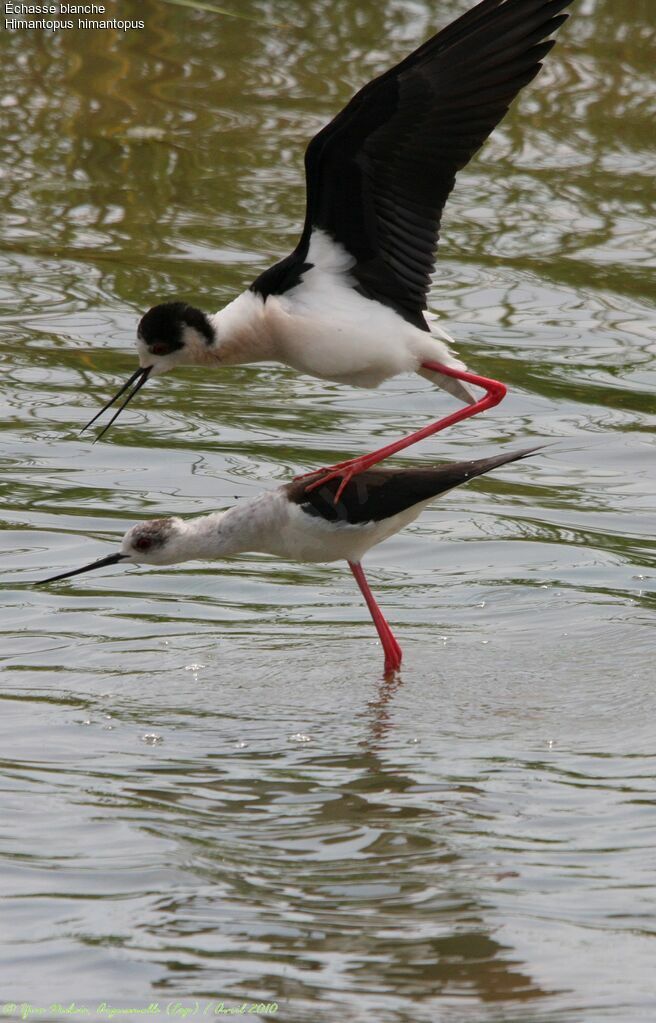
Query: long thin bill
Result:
<box><xmin>81</xmin><ymin>366</ymin><xmax>147</xmax><ymax>433</ymax></box>
<box><xmin>37</xmin><ymin>552</ymin><xmax>127</xmax><ymax>586</ymax></box>
<box><xmin>92</xmin><ymin>365</ymin><xmax>153</xmax><ymax>443</ymax></box>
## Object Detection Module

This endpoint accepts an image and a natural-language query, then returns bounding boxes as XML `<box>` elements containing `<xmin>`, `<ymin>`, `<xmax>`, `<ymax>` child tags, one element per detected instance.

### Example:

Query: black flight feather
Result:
<box><xmin>287</xmin><ymin>445</ymin><xmax>542</xmax><ymax>525</ymax></box>
<box><xmin>252</xmin><ymin>0</ymin><xmax>572</xmax><ymax>326</ymax></box>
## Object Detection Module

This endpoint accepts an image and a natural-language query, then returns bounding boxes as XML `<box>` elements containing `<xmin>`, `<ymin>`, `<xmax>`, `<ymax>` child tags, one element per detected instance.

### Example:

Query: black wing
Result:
<box><xmin>288</xmin><ymin>446</ymin><xmax>541</xmax><ymax>525</ymax></box>
<box><xmin>252</xmin><ymin>0</ymin><xmax>572</xmax><ymax>326</ymax></box>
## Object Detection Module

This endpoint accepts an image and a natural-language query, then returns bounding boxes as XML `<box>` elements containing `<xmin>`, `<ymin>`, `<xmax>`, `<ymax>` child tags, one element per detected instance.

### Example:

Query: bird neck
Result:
<box><xmin>178</xmin><ymin>493</ymin><xmax>287</xmax><ymax>562</ymax></box>
<box><xmin>204</xmin><ymin>290</ymin><xmax>277</xmax><ymax>367</ymax></box>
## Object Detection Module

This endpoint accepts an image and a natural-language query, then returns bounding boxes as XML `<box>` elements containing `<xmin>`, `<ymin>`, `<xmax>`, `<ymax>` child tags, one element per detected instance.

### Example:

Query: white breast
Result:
<box><xmin>264</xmin><ymin>230</ymin><xmax>458</xmax><ymax>388</ymax></box>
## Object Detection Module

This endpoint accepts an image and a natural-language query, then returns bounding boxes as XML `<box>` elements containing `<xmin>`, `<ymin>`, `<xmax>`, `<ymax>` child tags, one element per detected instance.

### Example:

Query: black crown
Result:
<box><xmin>138</xmin><ymin>302</ymin><xmax>214</xmax><ymax>355</ymax></box>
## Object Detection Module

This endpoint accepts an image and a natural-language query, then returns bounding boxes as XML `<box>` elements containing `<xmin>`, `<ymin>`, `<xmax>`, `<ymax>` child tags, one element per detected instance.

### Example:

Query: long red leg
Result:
<box><xmin>349</xmin><ymin>561</ymin><xmax>402</xmax><ymax>674</ymax></box>
<box><xmin>304</xmin><ymin>362</ymin><xmax>507</xmax><ymax>502</ymax></box>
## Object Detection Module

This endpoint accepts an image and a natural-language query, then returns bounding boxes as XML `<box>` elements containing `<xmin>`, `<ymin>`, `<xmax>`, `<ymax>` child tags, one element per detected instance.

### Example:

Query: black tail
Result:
<box><xmin>289</xmin><ymin>446</ymin><xmax>543</xmax><ymax>525</ymax></box>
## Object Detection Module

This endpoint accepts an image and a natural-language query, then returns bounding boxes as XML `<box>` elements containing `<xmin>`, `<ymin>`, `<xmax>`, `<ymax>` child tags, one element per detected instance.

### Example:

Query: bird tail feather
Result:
<box><xmin>422</xmin><ymin>319</ymin><xmax>476</xmax><ymax>404</ymax></box>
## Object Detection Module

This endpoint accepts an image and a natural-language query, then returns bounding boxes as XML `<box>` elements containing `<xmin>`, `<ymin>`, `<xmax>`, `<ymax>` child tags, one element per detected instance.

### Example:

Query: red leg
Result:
<box><xmin>349</xmin><ymin>561</ymin><xmax>403</xmax><ymax>674</ymax></box>
<box><xmin>303</xmin><ymin>363</ymin><xmax>507</xmax><ymax>502</ymax></box>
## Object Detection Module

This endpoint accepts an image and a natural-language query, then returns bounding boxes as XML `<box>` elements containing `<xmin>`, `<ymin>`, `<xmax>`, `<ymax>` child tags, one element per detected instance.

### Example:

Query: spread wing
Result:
<box><xmin>253</xmin><ymin>0</ymin><xmax>572</xmax><ymax>327</ymax></box>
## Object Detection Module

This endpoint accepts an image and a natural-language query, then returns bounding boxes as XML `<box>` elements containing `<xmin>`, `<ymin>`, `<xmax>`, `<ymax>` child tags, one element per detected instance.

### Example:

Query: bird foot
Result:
<box><xmin>383</xmin><ymin>643</ymin><xmax>403</xmax><ymax>675</ymax></box>
<box><xmin>293</xmin><ymin>457</ymin><xmax>355</xmax><ymax>483</ymax></box>
<box><xmin>303</xmin><ymin>457</ymin><xmax>371</xmax><ymax>503</ymax></box>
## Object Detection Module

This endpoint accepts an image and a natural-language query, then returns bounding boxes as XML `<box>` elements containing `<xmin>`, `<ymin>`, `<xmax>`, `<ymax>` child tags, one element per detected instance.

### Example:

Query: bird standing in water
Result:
<box><xmin>39</xmin><ymin>447</ymin><xmax>539</xmax><ymax>673</ymax></box>
<box><xmin>85</xmin><ymin>0</ymin><xmax>571</xmax><ymax>500</ymax></box>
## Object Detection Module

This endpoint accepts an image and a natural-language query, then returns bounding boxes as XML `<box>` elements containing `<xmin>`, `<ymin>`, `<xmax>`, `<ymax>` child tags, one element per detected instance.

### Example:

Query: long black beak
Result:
<box><xmin>81</xmin><ymin>365</ymin><xmax>152</xmax><ymax>442</ymax></box>
<box><xmin>37</xmin><ymin>552</ymin><xmax>127</xmax><ymax>586</ymax></box>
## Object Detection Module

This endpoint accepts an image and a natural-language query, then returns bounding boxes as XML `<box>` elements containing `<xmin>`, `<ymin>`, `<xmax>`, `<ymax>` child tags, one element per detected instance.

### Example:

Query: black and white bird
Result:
<box><xmin>39</xmin><ymin>446</ymin><xmax>539</xmax><ymax>673</ymax></box>
<box><xmin>85</xmin><ymin>0</ymin><xmax>571</xmax><ymax>497</ymax></box>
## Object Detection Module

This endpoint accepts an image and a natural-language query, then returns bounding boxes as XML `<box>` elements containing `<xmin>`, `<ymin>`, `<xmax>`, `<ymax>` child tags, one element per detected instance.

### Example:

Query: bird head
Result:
<box><xmin>81</xmin><ymin>302</ymin><xmax>215</xmax><ymax>441</ymax></box>
<box><xmin>136</xmin><ymin>302</ymin><xmax>216</xmax><ymax>375</ymax></box>
<box><xmin>37</xmin><ymin>517</ymin><xmax>189</xmax><ymax>586</ymax></box>
<box><xmin>120</xmin><ymin>517</ymin><xmax>187</xmax><ymax>565</ymax></box>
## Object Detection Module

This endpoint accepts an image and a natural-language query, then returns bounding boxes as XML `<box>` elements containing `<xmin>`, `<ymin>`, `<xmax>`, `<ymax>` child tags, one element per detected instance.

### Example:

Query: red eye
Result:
<box><xmin>150</xmin><ymin>343</ymin><xmax>168</xmax><ymax>356</ymax></box>
<box><xmin>135</xmin><ymin>537</ymin><xmax>152</xmax><ymax>552</ymax></box>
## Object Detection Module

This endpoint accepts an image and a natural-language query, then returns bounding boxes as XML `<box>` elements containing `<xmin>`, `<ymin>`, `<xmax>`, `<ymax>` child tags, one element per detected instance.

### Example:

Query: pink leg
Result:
<box><xmin>349</xmin><ymin>561</ymin><xmax>403</xmax><ymax>674</ymax></box>
<box><xmin>303</xmin><ymin>362</ymin><xmax>507</xmax><ymax>502</ymax></box>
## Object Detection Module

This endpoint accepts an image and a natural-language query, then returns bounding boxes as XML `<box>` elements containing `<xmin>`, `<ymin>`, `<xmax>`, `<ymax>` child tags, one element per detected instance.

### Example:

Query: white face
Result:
<box><xmin>136</xmin><ymin>324</ymin><xmax>215</xmax><ymax>376</ymax></box>
<box><xmin>120</xmin><ymin>518</ymin><xmax>186</xmax><ymax>564</ymax></box>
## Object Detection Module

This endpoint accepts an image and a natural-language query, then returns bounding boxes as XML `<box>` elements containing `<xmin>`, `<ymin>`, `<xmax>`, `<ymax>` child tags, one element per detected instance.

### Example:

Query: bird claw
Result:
<box><xmin>303</xmin><ymin>459</ymin><xmax>369</xmax><ymax>503</ymax></box>
<box><xmin>293</xmin><ymin>459</ymin><xmax>351</xmax><ymax>483</ymax></box>
<box><xmin>334</xmin><ymin>470</ymin><xmax>355</xmax><ymax>503</ymax></box>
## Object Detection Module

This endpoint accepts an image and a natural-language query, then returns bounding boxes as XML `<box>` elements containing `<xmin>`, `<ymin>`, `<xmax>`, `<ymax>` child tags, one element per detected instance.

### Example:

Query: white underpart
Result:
<box><xmin>211</xmin><ymin>229</ymin><xmax>468</xmax><ymax>394</ymax></box>
<box><xmin>271</xmin><ymin>497</ymin><xmax>433</xmax><ymax>564</ymax></box>
<box><xmin>122</xmin><ymin>485</ymin><xmax>433</xmax><ymax>570</ymax></box>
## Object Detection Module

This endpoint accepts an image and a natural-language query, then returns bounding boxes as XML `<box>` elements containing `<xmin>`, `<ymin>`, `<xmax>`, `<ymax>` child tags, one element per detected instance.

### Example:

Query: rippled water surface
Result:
<box><xmin>1</xmin><ymin>1</ymin><xmax>655</xmax><ymax>1020</ymax></box>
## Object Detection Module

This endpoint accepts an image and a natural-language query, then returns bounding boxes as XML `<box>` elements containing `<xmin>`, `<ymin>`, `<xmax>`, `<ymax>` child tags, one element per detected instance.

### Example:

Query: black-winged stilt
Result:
<box><xmin>39</xmin><ymin>446</ymin><xmax>539</xmax><ymax>673</ymax></box>
<box><xmin>84</xmin><ymin>0</ymin><xmax>571</xmax><ymax>497</ymax></box>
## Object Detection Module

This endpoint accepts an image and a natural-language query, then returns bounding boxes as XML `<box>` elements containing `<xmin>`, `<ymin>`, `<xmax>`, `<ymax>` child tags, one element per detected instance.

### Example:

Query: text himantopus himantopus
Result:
<box><xmin>84</xmin><ymin>0</ymin><xmax>571</xmax><ymax>500</ymax></box>
<box><xmin>39</xmin><ymin>446</ymin><xmax>539</xmax><ymax>673</ymax></box>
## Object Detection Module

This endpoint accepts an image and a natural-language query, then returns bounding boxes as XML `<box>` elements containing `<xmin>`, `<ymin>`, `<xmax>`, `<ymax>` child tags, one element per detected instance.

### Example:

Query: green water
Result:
<box><xmin>1</xmin><ymin>1</ymin><xmax>654</xmax><ymax>1020</ymax></box>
